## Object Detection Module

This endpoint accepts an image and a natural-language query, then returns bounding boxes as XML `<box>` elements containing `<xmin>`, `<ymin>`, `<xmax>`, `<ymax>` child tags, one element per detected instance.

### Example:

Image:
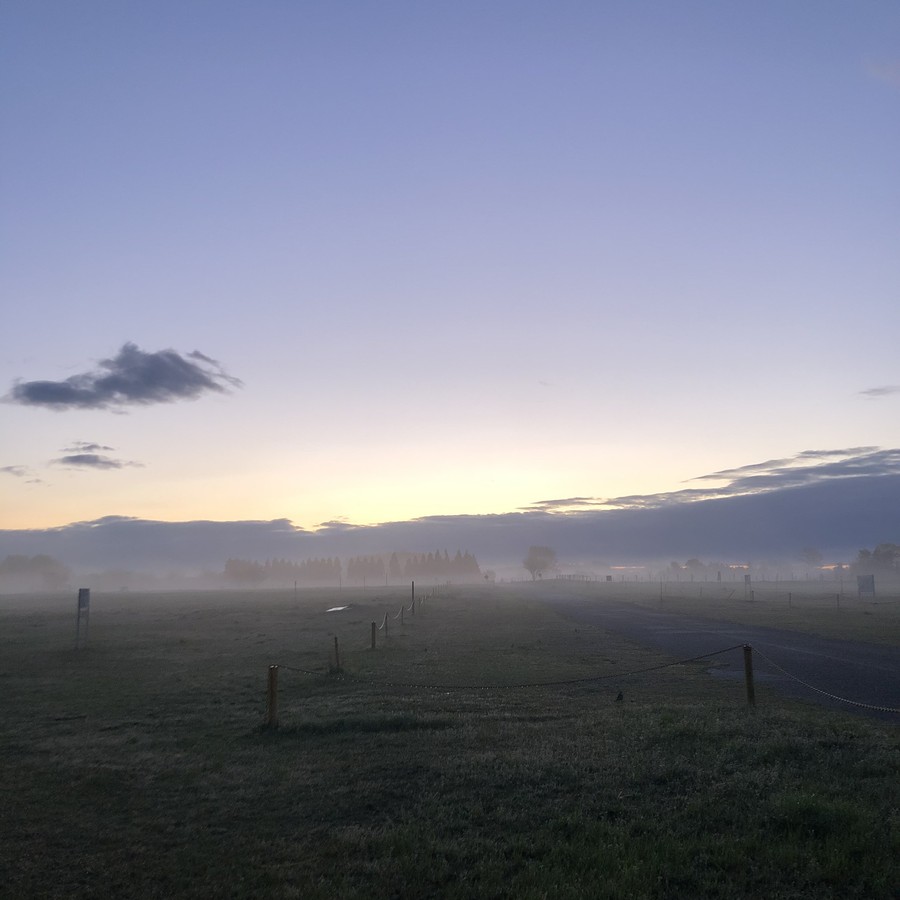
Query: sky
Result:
<box><xmin>2</xmin><ymin>1</ymin><xmax>899</xmax><ymax>543</ymax></box>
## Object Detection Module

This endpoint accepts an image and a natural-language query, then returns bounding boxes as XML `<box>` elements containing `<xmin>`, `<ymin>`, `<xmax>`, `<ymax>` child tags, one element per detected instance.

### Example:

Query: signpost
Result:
<box><xmin>75</xmin><ymin>588</ymin><xmax>90</xmax><ymax>649</ymax></box>
<box><xmin>857</xmin><ymin>574</ymin><xmax>875</xmax><ymax>600</ymax></box>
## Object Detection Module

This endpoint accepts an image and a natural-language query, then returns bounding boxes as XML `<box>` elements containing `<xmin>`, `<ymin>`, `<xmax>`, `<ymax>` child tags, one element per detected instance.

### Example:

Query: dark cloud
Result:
<box><xmin>51</xmin><ymin>453</ymin><xmax>142</xmax><ymax>470</ymax></box>
<box><xmin>0</xmin><ymin>517</ymin><xmax>311</xmax><ymax>570</ymax></box>
<box><xmin>694</xmin><ymin>447</ymin><xmax>879</xmax><ymax>483</ymax></box>
<box><xmin>860</xmin><ymin>385</ymin><xmax>900</xmax><ymax>398</ymax></box>
<box><xmin>3</xmin><ymin>450</ymin><xmax>899</xmax><ymax>571</ymax></box>
<box><xmin>64</xmin><ymin>441</ymin><xmax>115</xmax><ymax>453</ymax></box>
<box><xmin>7</xmin><ymin>343</ymin><xmax>242</xmax><ymax>411</ymax></box>
<box><xmin>530</xmin><ymin>449</ymin><xmax>900</xmax><ymax>514</ymax></box>
<box><xmin>607</xmin><ymin>447</ymin><xmax>900</xmax><ymax>509</ymax></box>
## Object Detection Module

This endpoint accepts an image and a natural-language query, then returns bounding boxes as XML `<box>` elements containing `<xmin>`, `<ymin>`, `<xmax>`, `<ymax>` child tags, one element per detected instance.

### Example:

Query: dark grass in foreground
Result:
<box><xmin>0</xmin><ymin>586</ymin><xmax>897</xmax><ymax>899</ymax></box>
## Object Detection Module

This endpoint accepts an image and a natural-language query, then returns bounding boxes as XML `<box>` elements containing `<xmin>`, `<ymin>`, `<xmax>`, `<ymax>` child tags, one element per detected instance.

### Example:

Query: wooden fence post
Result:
<box><xmin>266</xmin><ymin>665</ymin><xmax>279</xmax><ymax>729</ymax></box>
<box><xmin>371</xmin><ymin>621</ymin><xmax>376</xmax><ymax>649</ymax></box>
<box><xmin>75</xmin><ymin>588</ymin><xmax>90</xmax><ymax>650</ymax></box>
<box><xmin>743</xmin><ymin>645</ymin><xmax>755</xmax><ymax>707</ymax></box>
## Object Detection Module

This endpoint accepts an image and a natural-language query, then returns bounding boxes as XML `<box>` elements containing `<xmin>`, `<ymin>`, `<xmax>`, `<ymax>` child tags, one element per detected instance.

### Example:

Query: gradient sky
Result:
<box><xmin>2</xmin><ymin>1</ymin><xmax>899</xmax><ymax>532</ymax></box>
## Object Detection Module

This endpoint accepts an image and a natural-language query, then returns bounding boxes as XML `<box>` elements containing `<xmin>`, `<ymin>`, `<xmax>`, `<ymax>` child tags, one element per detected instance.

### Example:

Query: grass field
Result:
<box><xmin>1</xmin><ymin>584</ymin><xmax>898</xmax><ymax>899</ymax></box>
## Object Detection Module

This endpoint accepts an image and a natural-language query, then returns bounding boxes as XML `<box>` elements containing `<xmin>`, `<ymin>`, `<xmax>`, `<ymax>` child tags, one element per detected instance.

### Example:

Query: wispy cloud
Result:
<box><xmin>859</xmin><ymin>385</ymin><xmax>900</xmax><ymax>398</ymax></box>
<box><xmin>1</xmin><ymin>465</ymin><xmax>30</xmax><ymax>478</ymax></box>
<box><xmin>51</xmin><ymin>454</ymin><xmax>138</xmax><ymax>470</ymax></box>
<box><xmin>317</xmin><ymin>518</ymin><xmax>364</xmax><ymax>532</ymax></box>
<box><xmin>524</xmin><ymin>496</ymin><xmax>606</xmax><ymax>513</ymax></box>
<box><xmin>50</xmin><ymin>444</ymin><xmax>143</xmax><ymax>470</ymax></box>
<box><xmin>694</xmin><ymin>447</ymin><xmax>879</xmax><ymax>482</ymax></box>
<box><xmin>642</xmin><ymin>448</ymin><xmax>900</xmax><ymax>507</ymax></box>
<box><xmin>526</xmin><ymin>447</ymin><xmax>900</xmax><ymax>513</ymax></box>
<box><xmin>1</xmin><ymin>465</ymin><xmax>45</xmax><ymax>485</ymax></box>
<box><xmin>6</xmin><ymin>343</ymin><xmax>242</xmax><ymax>411</ymax></box>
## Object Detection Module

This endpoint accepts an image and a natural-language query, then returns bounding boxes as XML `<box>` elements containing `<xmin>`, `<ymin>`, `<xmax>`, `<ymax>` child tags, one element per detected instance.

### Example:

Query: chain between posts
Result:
<box><xmin>275</xmin><ymin>644</ymin><xmax>746</xmax><ymax>692</ymax></box>
<box><xmin>752</xmin><ymin>647</ymin><xmax>900</xmax><ymax>714</ymax></box>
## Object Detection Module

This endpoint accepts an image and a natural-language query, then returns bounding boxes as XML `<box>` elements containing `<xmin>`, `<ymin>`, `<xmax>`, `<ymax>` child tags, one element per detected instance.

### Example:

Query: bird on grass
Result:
<box><xmin>615</xmin><ymin>691</ymin><xmax>623</xmax><ymax>703</ymax></box>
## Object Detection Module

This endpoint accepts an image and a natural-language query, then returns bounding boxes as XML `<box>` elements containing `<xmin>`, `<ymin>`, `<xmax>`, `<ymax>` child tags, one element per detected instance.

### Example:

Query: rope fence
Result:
<box><xmin>276</xmin><ymin>644</ymin><xmax>746</xmax><ymax>692</ymax></box>
<box><xmin>261</xmin><ymin>585</ymin><xmax>899</xmax><ymax>728</ymax></box>
<box><xmin>262</xmin><ymin>643</ymin><xmax>758</xmax><ymax>728</ymax></box>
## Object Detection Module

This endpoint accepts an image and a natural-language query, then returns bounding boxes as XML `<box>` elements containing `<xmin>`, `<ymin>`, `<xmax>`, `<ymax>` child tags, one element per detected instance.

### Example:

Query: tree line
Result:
<box><xmin>0</xmin><ymin>554</ymin><xmax>70</xmax><ymax>591</ymax></box>
<box><xmin>223</xmin><ymin>557</ymin><xmax>342</xmax><ymax>586</ymax></box>
<box><xmin>222</xmin><ymin>550</ymin><xmax>482</xmax><ymax>586</ymax></box>
<box><xmin>853</xmin><ymin>543</ymin><xmax>900</xmax><ymax>576</ymax></box>
<box><xmin>389</xmin><ymin>550</ymin><xmax>481</xmax><ymax>580</ymax></box>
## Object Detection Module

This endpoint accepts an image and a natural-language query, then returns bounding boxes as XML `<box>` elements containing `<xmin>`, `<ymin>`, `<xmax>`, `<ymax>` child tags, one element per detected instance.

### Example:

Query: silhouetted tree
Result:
<box><xmin>395</xmin><ymin>549</ymin><xmax>481</xmax><ymax>581</ymax></box>
<box><xmin>523</xmin><ymin>546</ymin><xmax>556</xmax><ymax>581</ymax></box>
<box><xmin>347</xmin><ymin>555</ymin><xmax>385</xmax><ymax>583</ymax></box>
<box><xmin>684</xmin><ymin>559</ymin><xmax>705</xmax><ymax>579</ymax></box>
<box><xmin>0</xmin><ymin>554</ymin><xmax>70</xmax><ymax>590</ymax></box>
<box><xmin>224</xmin><ymin>558</ymin><xmax>266</xmax><ymax>585</ymax></box>
<box><xmin>800</xmin><ymin>547</ymin><xmax>823</xmax><ymax>576</ymax></box>
<box><xmin>853</xmin><ymin>543</ymin><xmax>900</xmax><ymax>575</ymax></box>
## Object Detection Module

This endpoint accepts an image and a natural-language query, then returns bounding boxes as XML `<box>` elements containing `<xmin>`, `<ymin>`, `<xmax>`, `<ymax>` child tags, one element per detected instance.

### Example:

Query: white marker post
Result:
<box><xmin>75</xmin><ymin>588</ymin><xmax>90</xmax><ymax>649</ymax></box>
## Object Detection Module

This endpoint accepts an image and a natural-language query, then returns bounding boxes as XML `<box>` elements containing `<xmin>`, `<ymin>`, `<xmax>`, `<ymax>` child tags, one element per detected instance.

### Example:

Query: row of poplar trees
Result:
<box><xmin>223</xmin><ymin>550</ymin><xmax>481</xmax><ymax>586</ymax></box>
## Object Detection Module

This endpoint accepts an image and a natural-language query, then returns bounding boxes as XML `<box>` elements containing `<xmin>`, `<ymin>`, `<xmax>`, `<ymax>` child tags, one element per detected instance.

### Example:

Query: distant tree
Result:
<box><xmin>684</xmin><ymin>559</ymin><xmax>705</xmax><ymax>581</ymax></box>
<box><xmin>800</xmin><ymin>547</ymin><xmax>823</xmax><ymax>573</ymax></box>
<box><xmin>872</xmin><ymin>543</ymin><xmax>900</xmax><ymax>572</ymax></box>
<box><xmin>854</xmin><ymin>543</ymin><xmax>900</xmax><ymax>575</ymax></box>
<box><xmin>523</xmin><ymin>546</ymin><xmax>556</xmax><ymax>581</ymax></box>
<box><xmin>462</xmin><ymin>551</ymin><xmax>480</xmax><ymax>576</ymax></box>
<box><xmin>224</xmin><ymin>558</ymin><xmax>266</xmax><ymax>585</ymax></box>
<box><xmin>0</xmin><ymin>554</ymin><xmax>70</xmax><ymax>590</ymax></box>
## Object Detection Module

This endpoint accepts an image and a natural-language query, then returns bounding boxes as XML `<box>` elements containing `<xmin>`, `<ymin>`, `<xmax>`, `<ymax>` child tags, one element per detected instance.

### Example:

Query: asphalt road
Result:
<box><xmin>543</xmin><ymin>590</ymin><xmax>900</xmax><ymax>721</ymax></box>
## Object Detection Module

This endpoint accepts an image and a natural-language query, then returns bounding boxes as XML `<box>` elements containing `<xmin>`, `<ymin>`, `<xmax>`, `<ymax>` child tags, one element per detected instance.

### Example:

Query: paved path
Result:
<box><xmin>543</xmin><ymin>591</ymin><xmax>900</xmax><ymax>721</ymax></box>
